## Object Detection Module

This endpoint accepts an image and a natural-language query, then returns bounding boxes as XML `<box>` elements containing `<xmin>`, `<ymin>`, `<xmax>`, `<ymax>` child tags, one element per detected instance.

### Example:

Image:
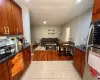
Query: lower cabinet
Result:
<box><xmin>22</xmin><ymin>46</ymin><xmax>31</xmax><ymax>73</ymax></box>
<box><xmin>0</xmin><ymin>62</ymin><xmax>9</xmax><ymax>80</ymax></box>
<box><xmin>1</xmin><ymin>46</ymin><xmax>31</xmax><ymax>80</ymax></box>
<box><xmin>74</xmin><ymin>48</ymin><xmax>85</xmax><ymax>77</ymax></box>
<box><xmin>7</xmin><ymin>52</ymin><xmax>24</xmax><ymax>80</ymax></box>
<box><xmin>0</xmin><ymin>47</ymin><xmax>31</xmax><ymax>80</ymax></box>
<box><xmin>26</xmin><ymin>46</ymin><xmax>31</xmax><ymax>66</ymax></box>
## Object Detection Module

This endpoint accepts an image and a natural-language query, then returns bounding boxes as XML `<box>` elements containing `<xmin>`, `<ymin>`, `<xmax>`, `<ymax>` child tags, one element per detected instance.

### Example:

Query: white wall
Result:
<box><xmin>61</xmin><ymin>8</ymin><xmax>92</xmax><ymax>45</ymax></box>
<box><xmin>31</xmin><ymin>26</ymin><xmax>61</xmax><ymax>43</ymax></box>
<box><xmin>22</xmin><ymin>6</ymin><xmax>31</xmax><ymax>43</ymax></box>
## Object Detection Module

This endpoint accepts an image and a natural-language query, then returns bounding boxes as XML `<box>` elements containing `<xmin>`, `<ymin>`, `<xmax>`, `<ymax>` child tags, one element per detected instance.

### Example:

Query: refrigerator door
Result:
<box><xmin>83</xmin><ymin>64</ymin><xmax>96</xmax><ymax>80</ymax></box>
<box><xmin>83</xmin><ymin>24</ymin><xmax>96</xmax><ymax>80</ymax></box>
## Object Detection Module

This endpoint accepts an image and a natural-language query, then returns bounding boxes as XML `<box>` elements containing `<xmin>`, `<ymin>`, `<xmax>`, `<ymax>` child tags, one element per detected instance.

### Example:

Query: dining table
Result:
<box><xmin>58</xmin><ymin>41</ymin><xmax>75</xmax><ymax>56</ymax></box>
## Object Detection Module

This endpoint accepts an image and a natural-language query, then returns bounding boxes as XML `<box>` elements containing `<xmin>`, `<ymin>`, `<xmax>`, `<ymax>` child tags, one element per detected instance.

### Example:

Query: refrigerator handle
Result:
<box><xmin>86</xmin><ymin>24</ymin><xmax>94</xmax><ymax>63</ymax></box>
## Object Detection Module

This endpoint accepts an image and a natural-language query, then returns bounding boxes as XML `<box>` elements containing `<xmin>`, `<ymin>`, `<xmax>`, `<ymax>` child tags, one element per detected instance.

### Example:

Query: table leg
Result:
<box><xmin>64</xmin><ymin>48</ymin><xmax>66</xmax><ymax>56</ymax></box>
<box><xmin>46</xmin><ymin>46</ymin><xmax>47</xmax><ymax>50</ymax></box>
<box><xmin>59</xmin><ymin>46</ymin><xmax>61</xmax><ymax>56</ymax></box>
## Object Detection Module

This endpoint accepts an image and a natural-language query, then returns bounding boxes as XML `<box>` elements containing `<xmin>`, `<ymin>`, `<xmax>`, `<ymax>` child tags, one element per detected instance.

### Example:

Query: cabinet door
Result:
<box><xmin>0</xmin><ymin>0</ymin><xmax>7</xmax><ymax>35</ymax></box>
<box><xmin>74</xmin><ymin>48</ymin><xmax>80</xmax><ymax>72</ymax></box>
<box><xmin>93</xmin><ymin>0</ymin><xmax>100</xmax><ymax>14</ymax></box>
<box><xmin>23</xmin><ymin>50</ymin><xmax>28</xmax><ymax>69</ymax></box>
<box><xmin>80</xmin><ymin>54</ymin><xmax>85</xmax><ymax>77</ymax></box>
<box><xmin>74</xmin><ymin>48</ymin><xmax>83</xmax><ymax>74</ymax></box>
<box><xmin>0</xmin><ymin>62</ymin><xmax>9</xmax><ymax>80</ymax></box>
<box><xmin>12</xmin><ymin>1</ymin><xmax>23</xmax><ymax>35</ymax></box>
<box><xmin>5</xmin><ymin>0</ymin><xmax>15</xmax><ymax>35</ymax></box>
<box><xmin>27</xmin><ymin>47</ymin><xmax>31</xmax><ymax>66</ymax></box>
<box><xmin>22</xmin><ymin>46</ymin><xmax>31</xmax><ymax>70</ymax></box>
<box><xmin>0</xmin><ymin>0</ymin><xmax>15</xmax><ymax>35</ymax></box>
<box><xmin>73</xmin><ymin>48</ymin><xmax>78</xmax><ymax>68</ymax></box>
<box><xmin>7</xmin><ymin>53</ymin><xmax>23</xmax><ymax>80</ymax></box>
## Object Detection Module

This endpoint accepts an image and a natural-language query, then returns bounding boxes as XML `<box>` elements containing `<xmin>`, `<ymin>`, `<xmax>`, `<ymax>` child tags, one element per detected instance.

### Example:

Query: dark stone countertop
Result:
<box><xmin>75</xmin><ymin>46</ymin><xmax>86</xmax><ymax>53</ymax></box>
<box><xmin>0</xmin><ymin>45</ymin><xmax>31</xmax><ymax>64</ymax></box>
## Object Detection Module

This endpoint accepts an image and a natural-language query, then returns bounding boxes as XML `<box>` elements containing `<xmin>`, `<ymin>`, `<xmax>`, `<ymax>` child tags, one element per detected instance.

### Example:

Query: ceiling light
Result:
<box><xmin>76</xmin><ymin>0</ymin><xmax>82</xmax><ymax>4</ymax></box>
<box><xmin>26</xmin><ymin>0</ymin><xmax>31</xmax><ymax>2</ymax></box>
<box><xmin>43</xmin><ymin>21</ymin><xmax>46</xmax><ymax>24</ymax></box>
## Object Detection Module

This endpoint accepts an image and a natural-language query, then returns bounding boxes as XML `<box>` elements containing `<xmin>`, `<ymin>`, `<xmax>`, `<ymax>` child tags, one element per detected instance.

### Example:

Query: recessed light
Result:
<box><xmin>26</xmin><ymin>0</ymin><xmax>31</xmax><ymax>2</ymax></box>
<box><xmin>76</xmin><ymin>0</ymin><xmax>82</xmax><ymax>4</ymax></box>
<box><xmin>43</xmin><ymin>21</ymin><xmax>46</xmax><ymax>24</ymax></box>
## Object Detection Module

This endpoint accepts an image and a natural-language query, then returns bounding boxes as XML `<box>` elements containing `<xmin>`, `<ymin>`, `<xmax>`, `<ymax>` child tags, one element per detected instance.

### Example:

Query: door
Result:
<box><xmin>83</xmin><ymin>23</ymin><xmax>96</xmax><ymax>80</ymax></box>
<box><xmin>7</xmin><ymin>53</ymin><xmax>22</xmax><ymax>80</ymax></box>
<box><xmin>27</xmin><ymin>47</ymin><xmax>31</xmax><ymax>65</ymax></box>
<box><xmin>0</xmin><ymin>0</ymin><xmax>15</xmax><ymax>35</ymax></box>
<box><xmin>74</xmin><ymin>48</ymin><xmax>80</xmax><ymax>73</ymax></box>
<box><xmin>0</xmin><ymin>0</ymin><xmax>7</xmax><ymax>35</ymax></box>
<box><xmin>12</xmin><ymin>1</ymin><xmax>23</xmax><ymax>35</ymax></box>
<box><xmin>93</xmin><ymin>0</ymin><xmax>100</xmax><ymax>14</ymax></box>
<box><xmin>80</xmin><ymin>54</ymin><xmax>85</xmax><ymax>77</ymax></box>
<box><xmin>5</xmin><ymin>0</ymin><xmax>15</xmax><ymax>35</ymax></box>
<box><xmin>0</xmin><ymin>62</ymin><xmax>10</xmax><ymax>80</ymax></box>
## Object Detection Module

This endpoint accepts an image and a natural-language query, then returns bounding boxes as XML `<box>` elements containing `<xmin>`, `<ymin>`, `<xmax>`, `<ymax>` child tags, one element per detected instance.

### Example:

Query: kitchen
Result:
<box><xmin>0</xmin><ymin>0</ymin><xmax>31</xmax><ymax>80</ymax></box>
<box><xmin>0</xmin><ymin>0</ymin><xmax>100</xmax><ymax>80</ymax></box>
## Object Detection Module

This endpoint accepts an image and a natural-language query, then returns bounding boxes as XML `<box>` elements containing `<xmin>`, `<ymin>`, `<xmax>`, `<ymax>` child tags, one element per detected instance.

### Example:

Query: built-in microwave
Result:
<box><xmin>88</xmin><ymin>20</ymin><xmax>100</xmax><ymax>49</ymax></box>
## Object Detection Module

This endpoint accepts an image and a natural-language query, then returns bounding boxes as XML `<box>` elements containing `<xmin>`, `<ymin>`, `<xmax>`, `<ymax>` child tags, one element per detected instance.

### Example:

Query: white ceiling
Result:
<box><xmin>14</xmin><ymin>0</ymin><xmax>93</xmax><ymax>26</ymax></box>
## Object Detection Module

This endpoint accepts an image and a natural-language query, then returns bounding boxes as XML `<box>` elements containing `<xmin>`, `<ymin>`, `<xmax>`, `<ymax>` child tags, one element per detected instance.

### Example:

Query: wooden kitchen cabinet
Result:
<box><xmin>80</xmin><ymin>54</ymin><xmax>85</xmax><ymax>77</ymax></box>
<box><xmin>0</xmin><ymin>0</ymin><xmax>23</xmax><ymax>35</ymax></box>
<box><xmin>26</xmin><ymin>46</ymin><xmax>31</xmax><ymax>66</ymax></box>
<box><xmin>7</xmin><ymin>52</ymin><xmax>24</xmax><ymax>80</ymax></box>
<box><xmin>5</xmin><ymin>0</ymin><xmax>15</xmax><ymax>35</ymax></box>
<box><xmin>0</xmin><ymin>0</ymin><xmax>11</xmax><ymax>35</ymax></box>
<box><xmin>92</xmin><ymin>0</ymin><xmax>100</xmax><ymax>21</ymax></box>
<box><xmin>74</xmin><ymin>48</ymin><xmax>85</xmax><ymax>77</ymax></box>
<box><xmin>0</xmin><ymin>62</ymin><xmax>10</xmax><ymax>80</ymax></box>
<box><xmin>23</xmin><ymin>46</ymin><xmax>31</xmax><ymax>68</ymax></box>
<box><xmin>0</xmin><ymin>0</ymin><xmax>15</xmax><ymax>35</ymax></box>
<box><xmin>0</xmin><ymin>46</ymin><xmax>31</xmax><ymax>80</ymax></box>
<box><xmin>12</xmin><ymin>1</ymin><xmax>23</xmax><ymax>35</ymax></box>
<box><xmin>93</xmin><ymin>0</ymin><xmax>100</xmax><ymax>15</ymax></box>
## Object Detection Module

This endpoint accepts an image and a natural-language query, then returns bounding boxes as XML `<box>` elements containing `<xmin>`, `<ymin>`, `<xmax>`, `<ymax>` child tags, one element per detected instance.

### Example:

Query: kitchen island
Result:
<box><xmin>0</xmin><ymin>45</ymin><xmax>31</xmax><ymax>80</ymax></box>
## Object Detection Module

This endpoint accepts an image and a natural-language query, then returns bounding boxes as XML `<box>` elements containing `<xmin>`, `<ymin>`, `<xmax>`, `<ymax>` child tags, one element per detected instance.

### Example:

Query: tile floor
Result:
<box><xmin>21</xmin><ymin>61</ymin><xmax>82</xmax><ymax>80</ymax></box>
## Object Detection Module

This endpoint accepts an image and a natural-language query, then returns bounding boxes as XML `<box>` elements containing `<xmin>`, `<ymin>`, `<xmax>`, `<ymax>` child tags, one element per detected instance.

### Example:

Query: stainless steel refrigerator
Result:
<box><xmin>83</xmin><ymin>20</ymin><xmax>100</xmax><ymax>80</ymax></box>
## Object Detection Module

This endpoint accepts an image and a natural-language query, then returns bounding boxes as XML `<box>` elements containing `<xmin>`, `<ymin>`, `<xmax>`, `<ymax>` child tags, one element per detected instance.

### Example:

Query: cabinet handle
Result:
<box><xmin>4</xmin><ymin>27</ymin><xmax>9</xmax><ymax>34</ymax></box>
<box><xmin>17</xmin><ymin>29</ymin><xmax>19</xmax><ymax>34</ymax></box>
<box><xmin>6</xmin><ymin>27</ymin><xmax>9</xmax><ymax>34</ymax></box>
<box><xmin>4</xmin><ymin>26</ymin><xmax>6</xmax><ymax>34</ymax></box>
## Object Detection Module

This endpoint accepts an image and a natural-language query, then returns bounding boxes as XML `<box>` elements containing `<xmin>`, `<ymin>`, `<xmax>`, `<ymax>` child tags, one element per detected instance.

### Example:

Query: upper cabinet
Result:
<box><xmin>92</xmin><ymin>0</ymin><xmax>100</xmax><ymax>21</ymax></box>
<box><xmin>93</xmin><ymin>0</ymin><xmax>100</xmax><ymax>15</ymax></box>
<box><xmin>0</xmin><ymin>0</ymin><xmax>23</xmax><ymax>36</ymax></box>
<box><xmin>12</xmin><ymin>1</ymin><xmax>23</xmax><ymax>35</ymax></box>
<box><xmin>0</xmin><ymin>0</ymin><xmax>10</xmax><ymax>35</ymax></box>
